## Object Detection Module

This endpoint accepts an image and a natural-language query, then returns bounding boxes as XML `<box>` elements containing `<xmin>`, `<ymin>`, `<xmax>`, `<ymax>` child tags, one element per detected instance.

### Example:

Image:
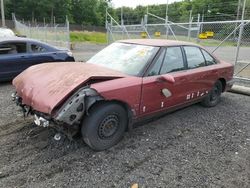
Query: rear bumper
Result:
<box><xmin>66</xmin><ymin>56</ymin><xmax>75</xmax><ymax>62</ymax></box>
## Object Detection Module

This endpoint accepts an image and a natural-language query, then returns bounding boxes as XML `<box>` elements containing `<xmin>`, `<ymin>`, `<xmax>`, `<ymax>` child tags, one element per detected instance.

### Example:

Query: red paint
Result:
<box><xmin>13</xmin><ymin>62</ymin><xmax>126</xmax><ymax>114</ymax></box>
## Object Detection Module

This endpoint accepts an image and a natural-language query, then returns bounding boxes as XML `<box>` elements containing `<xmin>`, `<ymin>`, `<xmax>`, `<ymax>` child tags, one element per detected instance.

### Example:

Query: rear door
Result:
<box><xmin>0</xmin><ymin>42</ymin><xmax>29</xmax><ymax>80</ymax></box>
<box><xmin>181</xmin><ymin>46</ymin><xmax>214</xmax><ymax>101</ymax></box>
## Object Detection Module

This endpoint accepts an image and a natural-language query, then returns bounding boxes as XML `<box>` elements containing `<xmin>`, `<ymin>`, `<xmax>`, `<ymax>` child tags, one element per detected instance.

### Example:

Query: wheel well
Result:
<box><xmin>218</xmin><ymin>78</ymin><xmax>226</xmax><ymax>92</ymax></box>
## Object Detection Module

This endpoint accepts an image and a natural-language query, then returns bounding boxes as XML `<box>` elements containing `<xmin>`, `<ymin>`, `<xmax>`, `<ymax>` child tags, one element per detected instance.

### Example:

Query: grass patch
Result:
<box><xmin>70</xmin><ymin>31</ymin><xmax>107</xmax><ymax>44</ymax></box>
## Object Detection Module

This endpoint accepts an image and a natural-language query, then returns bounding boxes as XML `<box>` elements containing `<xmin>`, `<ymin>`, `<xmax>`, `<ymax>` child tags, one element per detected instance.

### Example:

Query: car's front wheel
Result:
<box><xmin>81</xmin><ymin>103</ymin><xmax>127</xmax><ymax>151</ymax></box>
<box><xmin>201</xmin><ymin>80</ymin><xmax>223</xmax><ymax>107</ymax></box>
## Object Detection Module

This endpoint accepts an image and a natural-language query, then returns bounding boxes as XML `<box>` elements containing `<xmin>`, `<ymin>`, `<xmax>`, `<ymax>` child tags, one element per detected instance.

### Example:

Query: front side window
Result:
<box><xmin>160</xmin><ymin>47</ymin><xmax>185</xmax><ymax>74</ymax></box>
<box><xmin>0</xmin><ymin>42</ymin><xmax>27</xmax><ymax>55</ymax></box>
<box><xmin>184</xmin><ymin>46</ymin><xmax>206</xmax><ymax>69</ymax></box>
<box><xmin>201</xmin><ymin>49</ymin><xmax>217</xmax><ymax>65</ymax></box>
<box><xmin>147</xmin><ymin>49</ymin><xmax>165</xmax><ymax>76</ymax></box>
<box><xmin>87</xmin><ymin>42</ymin><xmax>159</xmax><ymax>76</ymax></box>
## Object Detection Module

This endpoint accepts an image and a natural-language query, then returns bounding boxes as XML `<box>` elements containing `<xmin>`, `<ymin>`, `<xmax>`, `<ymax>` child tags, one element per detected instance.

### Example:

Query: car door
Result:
<box><xmin>28</xmin><ymin>43</ymin><xmax>54</xmax><ymax>65</ymax></box>
<box><xmin>140</xmin><ymin>46</ymin><xmax>191</xmax><ymax>116</ymax></box>
<box><xmin>181</xmin><ymin>46</ymin><xmax>213</xmax><ymax>101</ymax></box>
<box><xmin>0</xmin><ymin>42</ymin><xmax>29</xmax><ymax>80</ymax></box>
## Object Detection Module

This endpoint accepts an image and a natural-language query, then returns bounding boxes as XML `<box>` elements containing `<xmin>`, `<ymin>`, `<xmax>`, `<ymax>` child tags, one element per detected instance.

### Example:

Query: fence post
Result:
<box><xmin>188</xmin><ymin>10</ymin><xmax>192</xmax><ymax>41</ymax></box>
<box><xmin>110</xmin><ymin>18</ymin><xmax>113</xmax><ymax>43</ymax></box>
<box><xmin>45</xmin><ymin>25</ymin><xmax>48</xmax><ymax>43</ymax></box>
<box><xmin>66</xmin><ymin>16</ymin><xmax>70</xmax><ymax>50</ymax></box>
<box><xmin>29</xmin><ymin>23</ymin><xmax>31</xmax><ymax>38</ymax></box>
<box><xmin>235</xmin><ymin>21</ymin><xmax>244</xmax><ymax>65</ymax></box>
<box><xmin>105</xmin><ymin>8</ymin><xmax>109</xmax><ymax>44</ymax></box>
<box><xmin>235</xmin><ymin>0</ymin><xmax>246</xmax><ymax>66</ymax></box>
<box><xmin>165</xmin><ymin>15</ymin><xmax>169</xmax><ymax>39</ymax></box>
<box><xmin>196</xmin><ymin>14</ymin><xmax>201</xmax><ymax>43</ymax></box>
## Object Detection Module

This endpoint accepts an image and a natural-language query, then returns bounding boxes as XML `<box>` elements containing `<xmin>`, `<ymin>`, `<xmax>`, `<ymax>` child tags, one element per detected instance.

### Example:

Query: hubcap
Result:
<box><xmin>98</xmin><ymin>115</ymin><xmax>119</xmax><ymax>139</ymax></box>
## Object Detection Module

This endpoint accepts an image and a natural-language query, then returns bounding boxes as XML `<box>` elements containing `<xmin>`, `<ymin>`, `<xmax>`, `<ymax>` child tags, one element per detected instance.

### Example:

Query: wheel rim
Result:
<box><xmin>210</xmin><ymin>84</ymin><xmax>220</xmax><ymax>102</ymax></box>
<box><xmin>98</xmin><ymin>115</ymin><xmax>119</xmax><ymax>139</ymax></box>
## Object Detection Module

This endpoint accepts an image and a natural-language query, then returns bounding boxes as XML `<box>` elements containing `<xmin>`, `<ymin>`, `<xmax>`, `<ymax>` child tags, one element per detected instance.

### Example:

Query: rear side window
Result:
<box><xmin>0</xmin><ymin>42</ymin><xmax>27</xmax><ymax>55</ymax></box>
<box><xmin>31</xmin><ymin>44</ymin><xmax>47</xmax><ymax>53</ymax></box>
<box><xmin>160</xmin><ymin>47</ymin><xmax>185</xmax><ymax>74</ymax></box>
<box><xmin>201</xmin><ymin>49</ymin><xmax>217</xmax><ymax>65</ymax></box>
<box><xmin>184</xmin><ymin>46</ymin><xmax>206</xmax><ymax>69</ymax></box>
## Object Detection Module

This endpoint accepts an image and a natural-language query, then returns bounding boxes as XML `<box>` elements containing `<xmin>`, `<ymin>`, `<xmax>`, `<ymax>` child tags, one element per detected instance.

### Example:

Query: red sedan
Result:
<box><xmin>12</xmin><ymin>39</ymin><xmax>234</xmax><ymax>151</ymax></box>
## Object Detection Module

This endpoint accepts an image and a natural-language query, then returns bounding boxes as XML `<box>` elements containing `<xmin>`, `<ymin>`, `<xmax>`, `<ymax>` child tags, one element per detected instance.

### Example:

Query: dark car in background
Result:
<box><xmin>0</xmin><ymin>37</ymin><xmax>75</xmax><ymax>81</ymax></box>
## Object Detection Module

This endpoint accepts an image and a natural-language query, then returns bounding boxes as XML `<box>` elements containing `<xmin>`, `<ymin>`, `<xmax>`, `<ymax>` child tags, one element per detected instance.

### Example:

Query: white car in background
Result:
<box><xmin>0</xmin><ymin>28</ymin><xmax>15</xmax><ymax>37</ymax></box>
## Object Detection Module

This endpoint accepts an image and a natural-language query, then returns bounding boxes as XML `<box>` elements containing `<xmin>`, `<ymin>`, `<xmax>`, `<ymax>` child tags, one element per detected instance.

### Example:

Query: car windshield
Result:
<box><xmin>87</xmin><ymin>42</ymin><xmax>159</xmax><ymax>76</ymax></box>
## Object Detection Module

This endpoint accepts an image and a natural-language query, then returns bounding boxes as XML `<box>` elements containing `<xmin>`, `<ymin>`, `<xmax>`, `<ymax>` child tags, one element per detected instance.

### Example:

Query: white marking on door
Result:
<box><xmin>197</xmin><ymin>91</ymin><xmax>200</xmax><ymax>97</ymax></box>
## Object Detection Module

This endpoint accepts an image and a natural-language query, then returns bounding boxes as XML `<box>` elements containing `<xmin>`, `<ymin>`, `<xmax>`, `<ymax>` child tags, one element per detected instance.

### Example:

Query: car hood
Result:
<box><xmin>13</xmin><ymin>62</ymin><xmax>126</xmax><ymax>114</ymax></box>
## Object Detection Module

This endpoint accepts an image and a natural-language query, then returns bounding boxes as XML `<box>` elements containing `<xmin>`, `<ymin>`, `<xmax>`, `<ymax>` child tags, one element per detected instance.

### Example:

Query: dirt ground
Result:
<box><xmin>0</xmin><ymin>82</ymin><xmax>249</xmax><ymax>188</ymax></box>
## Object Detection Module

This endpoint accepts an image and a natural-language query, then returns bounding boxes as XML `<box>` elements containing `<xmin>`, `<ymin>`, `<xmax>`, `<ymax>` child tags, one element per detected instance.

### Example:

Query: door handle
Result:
<box><xmin>156</xmin><ymin>77</ymin><xmax>166</xmax><ymax>83</ymax></box>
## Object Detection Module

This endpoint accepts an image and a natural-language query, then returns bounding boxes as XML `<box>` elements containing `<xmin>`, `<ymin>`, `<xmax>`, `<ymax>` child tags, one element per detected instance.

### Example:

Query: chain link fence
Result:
<box><xmin>13</xmin><ymin>14</ymin><xmax>70</xmax><ymax>49</ymax></box>
<box><xmin>106</xmin><ymin>12</ymin><xmax>250</xmax><ymax>82</ymax></box>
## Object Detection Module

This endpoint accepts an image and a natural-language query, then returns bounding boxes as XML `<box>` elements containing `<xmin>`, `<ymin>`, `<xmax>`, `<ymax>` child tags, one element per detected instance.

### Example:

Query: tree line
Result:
<box><xmin>3</xmin><ymin>0</ymin><xmax>250</xmax><ymax>26</ymax></box>
<box><xmin>4</xmin><ymin>0</ymin><xmax>110</xmax><ymax>25</ymax></box>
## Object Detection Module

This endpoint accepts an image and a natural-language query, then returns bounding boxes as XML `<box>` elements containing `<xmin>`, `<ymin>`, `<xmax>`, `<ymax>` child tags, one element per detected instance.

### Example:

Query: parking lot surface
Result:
<box><xmin>0</xmin><ymin>83</ymin><xmax>249</xmax><ymax>188</ymax></box>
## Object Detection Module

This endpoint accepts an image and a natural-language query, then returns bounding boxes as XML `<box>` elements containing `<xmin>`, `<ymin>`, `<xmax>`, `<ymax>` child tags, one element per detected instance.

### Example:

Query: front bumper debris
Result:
<box><xmin>34</xmin><ymin>114</ymin><xmax>50</xmax><ymax>127</ymax></box>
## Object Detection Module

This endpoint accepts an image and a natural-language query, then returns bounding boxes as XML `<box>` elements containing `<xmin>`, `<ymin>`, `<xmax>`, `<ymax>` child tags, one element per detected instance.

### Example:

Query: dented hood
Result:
<box><xmin>13</xmin><ymin>62</ymin><xmax>126</xmax><ymax>114</ymax></box>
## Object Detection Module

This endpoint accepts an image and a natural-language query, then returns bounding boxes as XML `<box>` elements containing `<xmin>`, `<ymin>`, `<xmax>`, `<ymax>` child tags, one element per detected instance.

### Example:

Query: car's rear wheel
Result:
<box><xmin>81</xmin><ymin>103</ymin><xmax>127</xmax><ymax>151</ymax></box>
<box><xmin>201</xmin><ymin>80</ymin><xmax>222</xmax><ymax>107</ymax></box>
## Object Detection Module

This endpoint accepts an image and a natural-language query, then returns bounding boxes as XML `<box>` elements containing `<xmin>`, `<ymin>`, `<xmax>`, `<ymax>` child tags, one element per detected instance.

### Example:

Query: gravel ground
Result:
<box><xmin>0</xmin><ymin>83</ymin><xmax>249</xmax><ymax>188</ymax></box>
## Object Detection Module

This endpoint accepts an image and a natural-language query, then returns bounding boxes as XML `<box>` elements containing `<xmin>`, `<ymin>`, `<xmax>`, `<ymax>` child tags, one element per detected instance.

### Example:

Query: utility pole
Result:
<box><xmin>236</xmin><ymin>0</ymin><xmax>241</xmax><ymax>21</ymax></box>
<box><xmin>234</xmin><ymin>0</ymin><xmax>242</xmax><ymax>38</ymax></box>
<box><xmin>166</xmin><ymin>0</ymin><xmax>169</xmax><ymax>16</ymax></box>
<box><xmin>165</xmin><ymin>0</ymin><xmax>169</xmax><ymax>39</ymax></box>
<box><xmin>1</xmin><ymin>0</ymin><xmax>5</xmax><ymax>27</ymax></box>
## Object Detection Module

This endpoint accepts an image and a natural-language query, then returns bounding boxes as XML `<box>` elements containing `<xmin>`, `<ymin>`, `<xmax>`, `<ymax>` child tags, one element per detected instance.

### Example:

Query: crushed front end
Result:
<box><xmin>12</xmin><ymin>87</ymin><xmax>103</xmax><ymax>138</ymax></box>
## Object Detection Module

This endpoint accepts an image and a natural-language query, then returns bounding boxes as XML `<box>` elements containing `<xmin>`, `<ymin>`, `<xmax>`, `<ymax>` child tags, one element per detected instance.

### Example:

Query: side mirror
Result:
<box><xmin>156</xmin><ymin>75</ymin><xmax>175</xmax><ymax>84</ymax></box>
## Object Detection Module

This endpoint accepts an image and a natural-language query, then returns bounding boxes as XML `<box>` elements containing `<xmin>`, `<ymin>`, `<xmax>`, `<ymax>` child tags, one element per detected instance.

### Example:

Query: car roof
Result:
<box><xmin>118</xmin><ymin>39</ymin><xmax>201</xmax><ymax>47</ymax></box>
<box><xmin>0</xmin><ymin>37</ymin><xmax>43</xmax><ymax>43</ymax></box>
<box><xmin>0</xmin><ymin>37</ymin><xmax>58</xmax><ymax>50</ymax></box>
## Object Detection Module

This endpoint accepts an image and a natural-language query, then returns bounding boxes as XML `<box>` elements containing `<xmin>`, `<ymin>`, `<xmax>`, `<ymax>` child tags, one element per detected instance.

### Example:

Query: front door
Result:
<box><xmin>0</xmin><ymin>42</ymin><xmax>29</xmax><ymax>80</ymax></box>
<box><xmin>140</xmin><ymin>46</ymin><xmax>190</xmax><ymax>116</ymax></box>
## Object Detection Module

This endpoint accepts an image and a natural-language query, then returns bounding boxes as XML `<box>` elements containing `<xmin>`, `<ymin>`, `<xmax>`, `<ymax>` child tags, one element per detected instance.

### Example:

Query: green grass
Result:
<box><xmin>70</xmin><ymin>31</ymin><xmax>107</xmax><ymax>44</ymax></box>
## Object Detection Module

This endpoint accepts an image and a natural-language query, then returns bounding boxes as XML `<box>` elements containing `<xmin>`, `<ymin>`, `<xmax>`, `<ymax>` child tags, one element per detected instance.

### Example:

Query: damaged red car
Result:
<box><xmin>12</xmin><ymin>39</ymin><xmax>234</xmax><ymax>151</ymax></box>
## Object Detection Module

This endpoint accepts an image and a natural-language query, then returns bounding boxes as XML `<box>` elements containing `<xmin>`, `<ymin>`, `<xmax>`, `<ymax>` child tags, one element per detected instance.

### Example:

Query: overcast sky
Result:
<box><xmin>112</xmin><ymin>0</ymin><xmax>182</xmax><ymax>8</ymax></box>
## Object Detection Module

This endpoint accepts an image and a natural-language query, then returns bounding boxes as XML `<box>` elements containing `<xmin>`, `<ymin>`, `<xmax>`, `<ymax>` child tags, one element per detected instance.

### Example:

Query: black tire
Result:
<box><xmin>201</xmin><ymin>80</ymin><xmax>223</xmax><ymax>107</ymax></box>
<box><xmin>81</xmin><ymin>103</ymin><xmax>127</xmax><ymax>151</ymax></box>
